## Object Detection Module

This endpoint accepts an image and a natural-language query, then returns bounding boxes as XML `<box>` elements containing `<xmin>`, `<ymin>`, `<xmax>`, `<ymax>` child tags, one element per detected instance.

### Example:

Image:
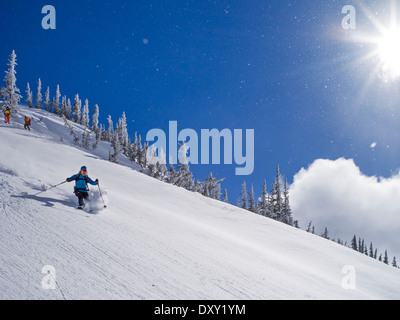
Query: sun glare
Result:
<box><xmin>377</xmin><ymin>27</ymin><xmax>400</xmax><ymax>79</ymax></box>
<box><xmin>342</xmin><ymin>1</ymin><xmax>400</xmax><ymax>83</ymax></box>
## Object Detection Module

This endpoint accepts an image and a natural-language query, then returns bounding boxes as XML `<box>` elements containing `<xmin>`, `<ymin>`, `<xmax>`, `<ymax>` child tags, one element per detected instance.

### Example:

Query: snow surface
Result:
<box><xmin>0</xmin><ymin>106</ymin><xmax>399</xmax><ymax>300</ymax></box>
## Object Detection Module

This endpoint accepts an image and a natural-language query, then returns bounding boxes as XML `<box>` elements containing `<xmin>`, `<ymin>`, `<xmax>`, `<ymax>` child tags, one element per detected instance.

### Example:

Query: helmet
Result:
<box><xmin>80</xmin><ymin>166</ymin><xmax>87</xmax><ymax>171</ymax></box>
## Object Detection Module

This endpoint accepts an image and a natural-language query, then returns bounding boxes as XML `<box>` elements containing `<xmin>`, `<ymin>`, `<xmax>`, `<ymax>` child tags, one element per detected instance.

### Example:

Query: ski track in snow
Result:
<box><xmin>0</xmin><ymin>106</ymin><xmax>399</xmax><ymax>300</ymax></box>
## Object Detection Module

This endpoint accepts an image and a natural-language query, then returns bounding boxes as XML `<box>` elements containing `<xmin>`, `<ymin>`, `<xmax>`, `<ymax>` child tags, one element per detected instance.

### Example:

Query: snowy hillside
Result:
<box><xmin>0</xmin><ymin>106</ymin><xmax>399</xmax><ymax>300</ymax></box>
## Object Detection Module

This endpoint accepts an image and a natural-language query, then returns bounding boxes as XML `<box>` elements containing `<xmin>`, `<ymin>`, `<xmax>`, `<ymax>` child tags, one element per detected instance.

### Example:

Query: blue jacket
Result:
<box><xmin>67</xmin><ymin>173</ymin><xmax>97</xmax><ymax>193</ymax></box>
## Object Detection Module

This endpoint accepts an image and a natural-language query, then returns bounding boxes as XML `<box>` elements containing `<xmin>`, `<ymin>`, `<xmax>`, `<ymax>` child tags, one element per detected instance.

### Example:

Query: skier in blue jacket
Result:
<box><xmin>66</xmin><ymin>166</ymin><xmax>99</xmax><ymax>209</ymax></box>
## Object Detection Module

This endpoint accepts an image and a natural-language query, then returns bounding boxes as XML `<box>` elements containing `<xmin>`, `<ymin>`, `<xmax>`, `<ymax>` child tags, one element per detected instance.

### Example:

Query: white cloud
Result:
<box><xmin>290</xmin><ymin>158</ymin><xmax>400</xmax><ymax>260</ymax></box>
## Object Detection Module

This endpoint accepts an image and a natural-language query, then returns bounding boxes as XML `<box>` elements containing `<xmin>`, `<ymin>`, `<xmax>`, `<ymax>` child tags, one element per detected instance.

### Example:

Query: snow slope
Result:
<box><xmin>0</xmin><ymin>106</ymin><xmax>399</xmax><ymax>300</ymax></box>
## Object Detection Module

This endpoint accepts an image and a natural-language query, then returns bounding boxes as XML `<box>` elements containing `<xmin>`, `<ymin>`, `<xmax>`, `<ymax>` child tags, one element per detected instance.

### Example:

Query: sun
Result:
<box><xmin>377</xmin><ymin>27</ymin><xmax>400</xmax><ymax>79</ymax></box>
<box><xmin>341</xmin><ymin>1</ymin><xmax>400</xmax><ymax>83</ymax></box>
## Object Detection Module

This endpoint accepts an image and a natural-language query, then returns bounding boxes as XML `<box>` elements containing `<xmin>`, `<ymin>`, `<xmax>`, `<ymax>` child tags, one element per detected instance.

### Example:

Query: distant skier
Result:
<box><xmin>4</xmin><ymin>107</ymin><xmax>11</xmax><ymax>124</ymax></box>
<box><xmin>24</xmin><ymin>116</ymin><xmax>31</xmax><ymax>130</ymax></box>
<box><xmin>66</xmin><ymin>166</ymin><xmax>99</xmax><ymax>209</ymax></box>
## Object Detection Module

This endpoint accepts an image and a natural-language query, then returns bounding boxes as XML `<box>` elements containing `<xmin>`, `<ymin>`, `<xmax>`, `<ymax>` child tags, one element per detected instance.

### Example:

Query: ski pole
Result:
<box><xmin>33</xmin><ymin>181</ymin><xmax>67</xmax><ymax>196</ymax></box>
<box><xmin>97</xmin><ymin>182</ymin><xmax>107</xmax><ymax>208</ymax></box>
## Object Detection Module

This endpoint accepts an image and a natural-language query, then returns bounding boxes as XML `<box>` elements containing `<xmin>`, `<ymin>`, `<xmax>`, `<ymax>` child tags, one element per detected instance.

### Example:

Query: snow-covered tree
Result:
<box><xmin>60</xmin><ymin>96</ymin><xmax>67</xmax><ymax>118</ymax></box>
<box><xmin>173</xmin><ymin>143</ymin><xmax>195</xmax><ymax>191</ymax></box>
<box><xmin>81</xmin><ymin>99</ymin><xmax>90</xmax><ymax>127</ymax></box>
<box><xmin>282</xmin><ymin>179</ymin><xmax>293</xmax><ymax>226</ymax></box>
<box><xmin>73</xmin><ymin>94</ymin><xmax>81</xmax><ymax>123</ymax></box>
<box><xmin>238</xmin><ymin>181</ymin><xmax>248</xmax><ymax>210</ymax></box>
<box><xmin>139</xmin><ymin>142</ymin><xmax>149</xmax><ymax>169</ymax></box>
<box><xmin>117</xmin><ymin>112</ymin><xmax>129</xmax><ymax>152</ymax></box>
<box><xmin>91</xmin><ymin>104</ymin><xmax>100</xmax><ymax>150</ymax></box>
<box><xmin>65</xmin><ymin>98</ymin><xmax>72</xmax><ymax>120</ymax></box>
<box><xmin>91</xmin><ymin>104</ymin><xmax>99</xmax><ymax>131</ymax></box>
<box><xmin>43</xmin><ymin>87</ymin><xmax>50</xmax><ymax>111</ymax></box>
<box><xmin>129</xmin><ymin>132</ymin><xmax>140</xmax><ymax>163</ymax></box>
<box><xmin>35</xmin><ymin>78</ymin><xmax>42</xmax><ymax>109</ymax></box>
<box><xmin>249</xmin><ymin>184</ymin><xmax>256</xmax><ymax>213</ymax></box>
<box><xmin>271</xmin><ymin>165</ymin><xmax>283</xmax><ymax>221</ymax></box>
<box><xmin>167</xmin><ymin>157</ymin><xmax>177</xmax><ymax>184</ymax></box>
<box><xmin>0</xmin><ymin>50</ymin><xmax>21</xmax><ymax>114</ymax></box>
<box><xmin>223</xmin><ymin>189</ymin><xmax>229</xmax><ymax>203</ymax></box>
<box><xmin>154</xmin><ymin>148</ymin><xmax>168</xmax><ymax>181</ymax></box>
<box><xmin>105</xmin><ymin>115</ymin><xmax>113</xmax><ymax>142</ymax></box>
<box><xmin>53</xmin><ymin>84</ymin><xmax>61</xmax><ymax>115</ymax></box>
<box><xmin>25</xmin><ymin>83</ymin><xmax>33</xmax><ymax>108</ymax></box>
<box><xmin>203</xmin><ymin>172</ymin><xmax>224</xmax><ymax>200</ymax></box>
<box><xmin>258</xmin><ymin>180</ymin><xmax>271</xmax><ymax>217</ymax></box>
<box><xmin>109</xmin><ymin>129</ymin><xmax>120</xmax><ymax>163</ymax></box>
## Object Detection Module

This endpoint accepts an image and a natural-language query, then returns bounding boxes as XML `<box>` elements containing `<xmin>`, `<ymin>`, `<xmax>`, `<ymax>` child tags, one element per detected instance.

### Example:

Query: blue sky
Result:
<box><xmin>2</xmin><ymin>0</ymin><xmax>400</xmax><ymax>206</ymax></box>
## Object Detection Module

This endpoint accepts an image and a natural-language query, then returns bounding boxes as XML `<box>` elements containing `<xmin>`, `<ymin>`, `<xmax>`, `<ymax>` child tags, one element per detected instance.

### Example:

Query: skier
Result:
<box><xmin>24</xmin><ymin>116</ymin><xmax>31</xmax><ymax>130</ymax></box>
<box><xmin>66</xmin><ymin>166</ymin><xmax>99</xmax><ymax>209</ymax></box>
<box><xmin>4</xmin><ymin>107</ymin><xmax>11</xmax><ymax>124</ymax></box>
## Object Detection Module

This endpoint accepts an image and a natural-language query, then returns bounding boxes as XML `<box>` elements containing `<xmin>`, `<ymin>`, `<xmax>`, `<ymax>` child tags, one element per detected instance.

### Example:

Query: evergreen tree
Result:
<box><xmin>117</xmin><ymin>112</ymin><xmax>129</xmax><ymax>153</ymax></box>
<box><xmin>392</xmin><ymin>257</ymin><xmax>397</xmax><ymax>268</ymax></box>
<box><xmin>306</xmin><ymin>221</ymin><xmax>313</xmax><ymax>233</ymax></box>
<box><xmin>369</xmin><ymin>242</ymin><xmax>374</xmax><ymax>258</ymax></box>
<box><xmin>258</xmin><ymin>180</ymin><xmax>270</xmax><ymax>217</ymax></box>
<box><xmin>35</xmin><ymin>78</ymin><xmax>42</xmax><ymax>109</ymax></box>
<box><xmin>271</xmin><ymin>165</ymin><xmax>283</xmax><ymax>220</ymax></box>
<box><xmin>321</xmin><ymin>227</ymin><xmax>329</xmax><ymax>239</ymax></box>
<box><xmin>146</xmin><ymin>145</ymin><xmax>158</xmax><ymax>177</ymax></box>
<box><xmin>54</xmin><ymin>84</ymin><xmax>61</xmax><ymax>115</ymax></box>
<box><xmin>223</xmin><ymin>189</ymin><xmax>229</xmax><ymax>203</ymax></box>
<box><xmin>109</xmin><ymin>130</ymin><xmax>120</xmax><ymax>163</ymax></box>
<box><xmin>238</xmin><ymin>181</ymin><xmax>248</xmax><ymax>210</ymax></box>
<box><xmin>167</xmin><ymin>160</ymin><xmax>177</xmax><ymax>185</ymax></box>
<box><xmin>81</xmin><ymin>99</ymin><xmax>90</xmax><ymax>127</ymax></box>
<box><xmin>155</xmin><ymin>148</ymin><xmax>167</xmax><ymax>181</ymax></box>
<box><xmin>174</xmin><ymin>143</ymin><xmax>195</xmax><ymax>191</ymax></box>
<box><xmin>249</xmin><ymin>184</ymin><xmax>256</xmax><ymax>213</ymax></box>
<box><xmin>106</xmin><ymin>115</ymin><xmax>114</xmax><ymax>142</ymax></box>
<box><xmin>91</xmin><ymin>104</ymin><xmax>99</xmax><ymax>132</ymax></box>
<box><xmin>383</xmin><ymin>250</ymin><xmax>389</xmax><ymax>265</ymax></box>
<box><xmin>73</xmin><ymin>94</ymin><xmax>81</xmax><ymax>123</ymax></box>
<box><xmin>282</xmin><ymin>179</ymin><xmax>293</xmax><ymax>225</ymax></box>
<box><xmin>43</xmin><ymin>87</ymin><xmax>50</xmax><ymax>111</ymax></box>
<box><xmin>91</xmin><ymin>104</ymin><xmax>100</xmax><ymax>149</ymax></box>
<box><xmin>25</xmin><ymin>83</ymin><xmax>33</xmax><ymax>108</ymax></box>
<box><xmin>203</xmin><ymin>172</ymin><xmax>224</xmax><ymax>200</ymax></box>
<box><xmin>66</xmin><ymin>98</ymin><xmax>72</xmax><ymax>120</ymax></box>
<box><xmin>139</xmin><ymin>142</ymin><xmax>149</xmax><ymax>169</ymax></box>
<box><xmin>61</xmin><ymin>96</ymin><xmax>67</xmax><ymax>118</ymax></box>
<box><xmin>129</xmin><ymin>132</ymin><xmax>140</xmax><ymax>163</ymax></box>
<box><xmin>0</xmin><ymin>50</ymin><xmax>21</xmax><ymax>114</ymax></box>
